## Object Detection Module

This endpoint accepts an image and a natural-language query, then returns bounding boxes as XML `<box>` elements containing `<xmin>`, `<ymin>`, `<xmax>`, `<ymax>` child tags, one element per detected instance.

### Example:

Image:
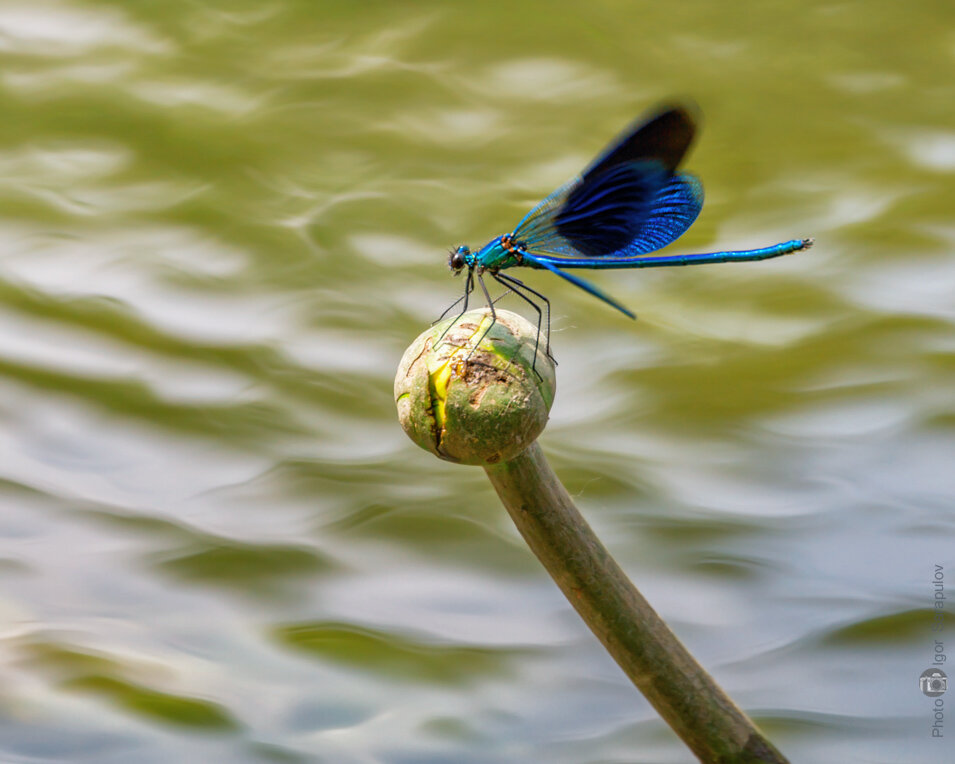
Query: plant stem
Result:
<box><xmin>484</xmin><ymin>442</ymin><xmax>788</xmax><ymax>764</ymax></box>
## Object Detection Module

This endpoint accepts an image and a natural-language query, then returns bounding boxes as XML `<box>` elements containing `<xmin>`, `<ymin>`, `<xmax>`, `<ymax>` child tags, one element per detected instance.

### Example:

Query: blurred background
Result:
<box><xmin>0</xmin><ymin>1</ymin><xmax>953</xmax><ymax>762</ymax></box>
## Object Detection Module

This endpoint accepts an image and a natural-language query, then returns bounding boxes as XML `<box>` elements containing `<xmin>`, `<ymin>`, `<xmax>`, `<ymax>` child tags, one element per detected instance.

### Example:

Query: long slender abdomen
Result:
<box><xmin>534</xmin><ymin>238</ymin><xmax>813</xmax><ymax>270</ymax></box>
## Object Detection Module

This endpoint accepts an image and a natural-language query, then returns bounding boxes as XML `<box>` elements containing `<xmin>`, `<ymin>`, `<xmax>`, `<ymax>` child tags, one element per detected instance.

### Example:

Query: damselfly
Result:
<box><xmin>439</xmin><ymin>102</ymin><xmax>812</xmax><ymax>366</ymax></box>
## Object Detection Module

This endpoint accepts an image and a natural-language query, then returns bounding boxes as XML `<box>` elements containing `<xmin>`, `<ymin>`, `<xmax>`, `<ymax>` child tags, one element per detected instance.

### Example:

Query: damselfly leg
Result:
<box><xmin>463</xmin><ymin>273</ymin><xmax>497</xmax><ymax>359</ymax></box>
<box><xmin>435</xmin><ymin>270</ymin><xmax>474</xmax><ymax>344</ymax></box>
<box><xmin>493</xmin><ymin>272</ymin><xmax>554</xmax><ymax>365</ymax></box>
<box><xmin>437</xmin><ymin>269</ymin><xmax>551</xmax><ymax>380</ymax></box>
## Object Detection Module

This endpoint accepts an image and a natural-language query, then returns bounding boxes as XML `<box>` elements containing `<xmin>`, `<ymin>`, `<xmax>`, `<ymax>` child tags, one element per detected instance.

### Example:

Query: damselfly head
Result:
<box><xmin>448</xmin><ymin>245</ymin><xmax>469</xmax><ymax>274</ymax></box>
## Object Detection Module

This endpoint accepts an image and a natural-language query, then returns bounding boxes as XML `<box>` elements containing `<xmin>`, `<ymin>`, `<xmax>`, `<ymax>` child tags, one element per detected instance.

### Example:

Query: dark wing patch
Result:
<box><xmin>554</xmin><ymin>161</ymin><xmax>668</xmax><ymax>256</ymax></box>
<box><xmin>582</xmin><ymin>103</ymin><xmax>699</xmax><ymax>179</ymax></box>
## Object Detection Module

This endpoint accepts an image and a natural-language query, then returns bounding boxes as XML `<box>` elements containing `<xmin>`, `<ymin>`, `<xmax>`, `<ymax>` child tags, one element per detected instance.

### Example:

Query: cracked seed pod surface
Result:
<box><xmin>395</xmin><ymin>309</ymin><xmax>556</xmax><ymax>466</ymax></box>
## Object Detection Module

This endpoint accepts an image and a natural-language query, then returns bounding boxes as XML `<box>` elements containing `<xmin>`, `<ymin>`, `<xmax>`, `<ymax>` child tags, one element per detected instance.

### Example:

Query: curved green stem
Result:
<box><xmin>485</xmin><ymin>442</ymin><xmax>789</xmax><ymax>764</ymax></box>
<box><xmin>396</xmin><ymin>311</ymin><xmax>787</xmax><ymax>761</ymax></box>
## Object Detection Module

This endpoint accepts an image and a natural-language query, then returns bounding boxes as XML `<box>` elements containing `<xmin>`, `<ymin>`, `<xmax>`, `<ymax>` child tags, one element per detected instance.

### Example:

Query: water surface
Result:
<box><xmin>1</xmin><ymin>1</ymin><xmax>953</xmax><ymax>762</ymax></box>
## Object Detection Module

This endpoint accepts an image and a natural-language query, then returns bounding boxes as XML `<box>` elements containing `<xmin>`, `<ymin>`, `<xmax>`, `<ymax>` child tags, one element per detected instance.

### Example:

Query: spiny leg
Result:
<box><xmin>436</xmin><ymin>270</ymin><xmax>473</xmax><ymax>345</ymax></box>
<box><xmin>435</xmin><ymin>271</ymin><xmax>472</xmax><ymax>323</ymax></box>
<box><xmin>433</xmin><ymin>292</ymin><xmax>465</xmax><ymax>325</ymax></box>
<box><xmin>464</xmin><ymin>272</ymin><xmax>498</xmax><ymax>363</ymax></box>
<box><xmin>495</xmin><ymin>273</ymin><xmax>555</xmax><ymax>362</ymax></box>
<box><xmin>490</xmin><ymin>286</ymin><xmax>513</xmax><ymax>306</ymax></box>
<box><xmin>492</xmin><ymin>272</ymin><xmax>548</xmax><ymax>377</ymax></box>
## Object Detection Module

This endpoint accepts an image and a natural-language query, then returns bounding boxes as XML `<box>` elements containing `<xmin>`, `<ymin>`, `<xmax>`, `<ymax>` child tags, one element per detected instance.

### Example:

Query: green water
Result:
<box><xmin>1</xmin><ymin>1</ymin><xmax>953</xmax><ymax>762</ymax></box>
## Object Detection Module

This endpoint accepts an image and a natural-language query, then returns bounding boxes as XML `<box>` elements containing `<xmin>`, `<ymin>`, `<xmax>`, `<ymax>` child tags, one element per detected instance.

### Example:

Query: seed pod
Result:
<box><xmin>395</xmin><ymin>309</ymin><xmax>556</xmax><ymax>465</ymax></box>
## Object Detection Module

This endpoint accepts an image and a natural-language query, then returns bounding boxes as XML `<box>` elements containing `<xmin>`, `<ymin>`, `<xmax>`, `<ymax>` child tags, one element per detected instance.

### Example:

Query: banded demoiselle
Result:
<box><xmin>440</xmin><ymin>102</ymin><xmax>812</xmax><ymax>365</ymax></box>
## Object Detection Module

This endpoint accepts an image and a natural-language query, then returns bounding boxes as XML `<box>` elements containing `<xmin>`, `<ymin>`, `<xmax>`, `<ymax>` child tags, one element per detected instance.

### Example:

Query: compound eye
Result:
<box><xmin>449</xmin><ymin>246</ymin><xmax>469</xmax><ymax>272</ymax></box>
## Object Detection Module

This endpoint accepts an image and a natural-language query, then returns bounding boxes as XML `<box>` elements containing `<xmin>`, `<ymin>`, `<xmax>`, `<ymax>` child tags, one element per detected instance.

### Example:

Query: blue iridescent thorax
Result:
<box><xmin>448</xmin><ymin>235</ymin><xmax>525</xmax><ymax>275</ymax></box>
